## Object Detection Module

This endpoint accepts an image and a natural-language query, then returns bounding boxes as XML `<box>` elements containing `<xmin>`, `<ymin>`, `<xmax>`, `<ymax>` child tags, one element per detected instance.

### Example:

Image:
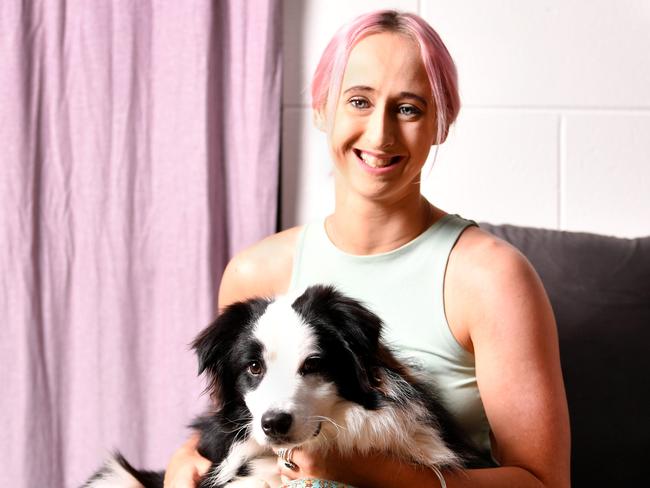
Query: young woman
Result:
<box><xmin>165</xmin><ymin>10</ymin><xmax>570</xmax><ymax>488</ymax></box>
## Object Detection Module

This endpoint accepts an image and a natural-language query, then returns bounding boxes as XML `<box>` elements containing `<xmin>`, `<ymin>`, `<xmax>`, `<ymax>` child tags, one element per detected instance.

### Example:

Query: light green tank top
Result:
<box><xmin>289</xmin><ymin>214</ymin><xmax>492</xmax><ymax>456</ymax></box>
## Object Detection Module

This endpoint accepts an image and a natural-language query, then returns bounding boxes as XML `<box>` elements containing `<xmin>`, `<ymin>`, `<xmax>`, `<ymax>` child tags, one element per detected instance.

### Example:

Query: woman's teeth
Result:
<box><xmin>359</xmin><ymin>151</ymin><xmax>395</xmax><ymax>168</ymax></box>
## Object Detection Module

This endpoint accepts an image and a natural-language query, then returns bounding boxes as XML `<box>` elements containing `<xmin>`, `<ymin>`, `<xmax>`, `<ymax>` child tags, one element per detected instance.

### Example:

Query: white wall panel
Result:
<box><xmin>281</xmin><ymin>108</ymin><xmax>333</xmax><ymax>228</ymax></box>
<box><xmin>563</xmin><ymin>113</ymin><xmax>650</xmax><ymax>237</ymax></box>
<box><xmin>421</xmin><ymin>109</ymin><xmax>559</xmax><ymax>228</ymax></box>
<box><xmin>420</xmin><ymin>1</ymin><xmax>650</xmax><ymax>107</ymax></box>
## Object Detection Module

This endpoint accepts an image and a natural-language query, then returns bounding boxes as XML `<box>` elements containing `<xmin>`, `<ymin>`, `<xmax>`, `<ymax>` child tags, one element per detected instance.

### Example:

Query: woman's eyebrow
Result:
<box><xmin>398</xmin><ymin>92</ymin><xmax>428</xmax><ymax>107</ymax></box>
<box><xmin>342</xmin><ymin>86</ymin><xmax>428</xmax><ymax>107</ymax></box>
<box><xmin>342</xmin><ymin>85</ymin><xmax>375</xmax><ymax>95</ymax></box>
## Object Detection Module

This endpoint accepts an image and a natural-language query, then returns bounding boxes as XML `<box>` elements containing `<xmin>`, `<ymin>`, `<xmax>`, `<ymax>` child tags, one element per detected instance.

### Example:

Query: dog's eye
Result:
<box><xmin>300</xmin><ymin>356</ymin><xmax>322</xmax><ymax>375</ymax></box>
<box><xmin>247</xmin><ymin>360</ymin><xmax>263</xmax><ymax>376</ymax></box>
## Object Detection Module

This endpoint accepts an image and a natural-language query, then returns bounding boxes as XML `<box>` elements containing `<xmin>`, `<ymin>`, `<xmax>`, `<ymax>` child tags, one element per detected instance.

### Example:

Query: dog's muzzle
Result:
<box><xmin>261</xmin><ymin>410</ymin><xmax>293</xmax><ymax>439</ymax></box>
<box><xmin>262</xmin><ymin>410</ymin><xmax>323</xmax><ymax>445</ymax></box>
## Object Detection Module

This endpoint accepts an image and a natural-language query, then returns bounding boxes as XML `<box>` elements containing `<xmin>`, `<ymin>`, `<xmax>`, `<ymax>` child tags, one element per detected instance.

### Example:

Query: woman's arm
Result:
<box><xmin>280</xmin><ymin>230</ymin><xmax>571</xmax><ymax>487</ymax></box>
<box><xmin>282</xmin><ymin>448</ymin><xmax>550</xmax><ymax>488</ymax></box>
<box><xmin>455</xmin><ymin>230</ymin><xmax>570</xmax><ymax>487</ymax></box>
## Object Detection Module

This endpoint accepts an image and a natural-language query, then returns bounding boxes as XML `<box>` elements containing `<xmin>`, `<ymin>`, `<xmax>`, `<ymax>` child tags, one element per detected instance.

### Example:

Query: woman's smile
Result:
<box><xmin>353</xmin><ymin>148</ymin><xmax>404</xmax><ymax>174</ymax></box>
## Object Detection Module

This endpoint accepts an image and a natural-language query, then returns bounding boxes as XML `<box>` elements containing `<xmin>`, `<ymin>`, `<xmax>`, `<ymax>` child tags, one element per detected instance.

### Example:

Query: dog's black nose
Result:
<box><xmin>261</xmin><ymin>411</ymin><xmax>293</xmax><ymax>437</ymax></box>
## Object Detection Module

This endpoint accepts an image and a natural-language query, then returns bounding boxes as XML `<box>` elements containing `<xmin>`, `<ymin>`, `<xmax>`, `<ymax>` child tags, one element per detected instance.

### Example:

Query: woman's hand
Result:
<box><xmin>277</xmin><ymin>447</ymin><xmax>349</xmax><ymax>485</ymax></box>
<box><xmin>164</xmin><ymin>433</ymin><xmax>212</xmax><ymax>488</ymax></box>
<box><xmin>277</xmin><ymin>447</ymin><xmax>396</xmax><ymax>487</ymax></box>
<box><xmin>277</xmin><ymin>448</ymin><xmax>452</xmax><ymax>488</ymax></box>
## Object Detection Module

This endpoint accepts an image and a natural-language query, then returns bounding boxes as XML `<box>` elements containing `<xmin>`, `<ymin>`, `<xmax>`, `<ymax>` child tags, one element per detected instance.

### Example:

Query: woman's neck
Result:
<box><xmin>325</xmin><ymin>192</ymin><xmax>443</xmax><ymax>255</ymax></box>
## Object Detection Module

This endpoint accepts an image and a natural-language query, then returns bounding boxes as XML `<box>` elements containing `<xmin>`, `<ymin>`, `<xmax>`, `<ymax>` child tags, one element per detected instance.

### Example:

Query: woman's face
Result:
<box><xmin>325</xmin><ymin>32</ymin><xmax>437</xmax><ymax>203</ymax></box>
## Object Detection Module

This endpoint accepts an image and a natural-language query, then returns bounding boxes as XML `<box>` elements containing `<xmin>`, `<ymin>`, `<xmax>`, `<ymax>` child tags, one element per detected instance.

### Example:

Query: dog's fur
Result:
<box><xmin>84</xmin><ymin>285</ymin><xmax>491</xmax><ymax>488</ymax></box>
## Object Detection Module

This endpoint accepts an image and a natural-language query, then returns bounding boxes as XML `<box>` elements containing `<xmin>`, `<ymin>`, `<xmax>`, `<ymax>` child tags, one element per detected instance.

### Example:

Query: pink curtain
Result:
<box><xmin>0</xmin><ymin>1</ymin><xmax>281</xmax><ymax>486</ymax></box>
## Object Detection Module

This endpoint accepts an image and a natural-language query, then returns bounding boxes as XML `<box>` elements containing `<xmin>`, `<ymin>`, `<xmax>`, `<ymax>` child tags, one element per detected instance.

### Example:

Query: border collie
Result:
<box><xmin>84</xmin><ymin>285</ymin><xmax>491</xmax><ymax>487</ymax></box>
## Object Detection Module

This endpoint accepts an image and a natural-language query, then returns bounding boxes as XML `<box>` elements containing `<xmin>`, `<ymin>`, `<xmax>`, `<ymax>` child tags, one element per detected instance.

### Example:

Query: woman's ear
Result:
<box><xmin>312</xmin><ymin>109</ymin><xmax>327</xmax><ymax>132</ymax></box>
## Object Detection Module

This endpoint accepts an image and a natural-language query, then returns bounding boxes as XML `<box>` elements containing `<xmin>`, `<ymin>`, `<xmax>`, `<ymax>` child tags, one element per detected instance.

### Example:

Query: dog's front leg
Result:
<box><xmin>200</xmin><ymin>439</ymin><xmax>274</xmax><ymax>488</ymax></box>
<box><xmin>223</xmin><ymin>456</ymin><xmax>283</xmax><ymax>488</ymax></box>
<box><xmin>219</xmin><ymin>456</ymin><xmax>283</xmax><ymax>488</ymax></box>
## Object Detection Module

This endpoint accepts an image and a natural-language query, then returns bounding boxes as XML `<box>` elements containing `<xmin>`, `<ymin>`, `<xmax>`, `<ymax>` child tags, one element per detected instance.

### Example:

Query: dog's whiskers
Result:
<box><xmin>222</xmin><ymin>414</ymin><xmax>253</xmax><ymax>426</ymax></box>
<box><xmin>219</xmin><ymin>414</ymin><xmax>253</xmax><ymax>442</ymax></box>
<box><xmin>310</xmin><ymin>415</ymin><xmax>345</xmax><ymax>437</ymax></box>
<box><xmin>222</xmin><ymin>423</ymin><xmax>248</xmax><ymax>437</ymax></box>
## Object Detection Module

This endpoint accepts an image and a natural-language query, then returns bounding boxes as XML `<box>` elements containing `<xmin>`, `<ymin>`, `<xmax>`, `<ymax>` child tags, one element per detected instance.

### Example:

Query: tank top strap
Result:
<box><xmin>426</xmin><ymin>215</ymin><xmax>477</xmax><ymax>332</ymax></box>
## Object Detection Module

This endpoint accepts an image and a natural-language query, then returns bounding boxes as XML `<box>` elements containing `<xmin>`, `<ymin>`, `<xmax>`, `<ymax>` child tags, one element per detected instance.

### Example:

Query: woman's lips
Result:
<box><xmin>353</xmin><ymin>149</ymin><xmax>403</xmax><ymax>174</ymax></box>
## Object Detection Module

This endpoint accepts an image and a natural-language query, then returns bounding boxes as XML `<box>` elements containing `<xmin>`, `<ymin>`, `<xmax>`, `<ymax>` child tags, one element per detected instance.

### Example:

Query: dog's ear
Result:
<box><xmin>292</xmin><ymin>285</ymin><xmax>385</xmax><ymax>407</ymax></box>
<box><xmin>292</xmin><ymin>284</ymin><xmax>383</xmax><ymax>351</ymax></box>
<box><xmin>191</xmin><ymin>297</ymin><xmax>270</xmax><ymax>408</ymax></box>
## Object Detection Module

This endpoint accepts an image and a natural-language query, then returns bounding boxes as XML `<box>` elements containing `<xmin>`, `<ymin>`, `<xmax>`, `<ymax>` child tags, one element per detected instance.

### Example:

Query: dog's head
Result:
<box><xmin>192</xmin><ymin>285</ymin><xmax>385</xmax><ymax>448</ymax></box>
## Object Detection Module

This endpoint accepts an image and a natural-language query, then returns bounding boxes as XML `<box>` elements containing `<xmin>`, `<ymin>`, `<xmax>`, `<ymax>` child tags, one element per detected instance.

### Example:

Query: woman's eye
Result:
<box><xmin>247</xmin><ymin>361</ymin><xmax>263</xmax><ymax>376</ymax></box>
<box><xmin>300</xmin><ymin>356</ymin><xmax>322</xmax><ymax>375</ymax></box>
<box><xmin>398</xmin><ymin>104</ymin><xmax>421</xmax><ymax>117</ymax></box>
<box><xmin>349</xmin><ymin>98</ymin><xmax>370</xmax><ymax>109</ymax></box>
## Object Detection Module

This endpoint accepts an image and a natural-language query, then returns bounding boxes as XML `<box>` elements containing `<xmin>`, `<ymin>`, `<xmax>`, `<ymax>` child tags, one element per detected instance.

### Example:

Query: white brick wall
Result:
<box><xmin>281</xmin><ymin>0</ymin><xmax>650</xmax><ymax>237</ymax></box>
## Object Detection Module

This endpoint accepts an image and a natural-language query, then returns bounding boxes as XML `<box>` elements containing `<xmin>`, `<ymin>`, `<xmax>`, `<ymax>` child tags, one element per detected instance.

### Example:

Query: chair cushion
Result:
<box><xmin>480</xmin><ymin>223</ymin><xmax>650</xmax><ymax>486</ymax></box>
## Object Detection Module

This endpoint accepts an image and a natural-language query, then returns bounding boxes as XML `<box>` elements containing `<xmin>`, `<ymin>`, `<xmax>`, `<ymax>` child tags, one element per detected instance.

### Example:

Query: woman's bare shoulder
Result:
<box><xmin>446</xmin><ymin>225</ymin><xmax>549</xmax><ymax>347</ymax></box>
<box><xmin>453</xmin><ymin>225</ymin><xmax>539</xmax><ymax>284</ymax></box>
<box><xmin>218</xmin><ymin>226</ymin><xmax>303</xmax><ymax>308</ymax></box>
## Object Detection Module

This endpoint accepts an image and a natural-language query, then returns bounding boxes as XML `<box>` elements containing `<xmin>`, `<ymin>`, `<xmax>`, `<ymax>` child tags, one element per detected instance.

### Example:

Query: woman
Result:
<box><xmin>166</xmin><ymin>10</ymin><xmax>570</xmax><ymax>488</ymax></box>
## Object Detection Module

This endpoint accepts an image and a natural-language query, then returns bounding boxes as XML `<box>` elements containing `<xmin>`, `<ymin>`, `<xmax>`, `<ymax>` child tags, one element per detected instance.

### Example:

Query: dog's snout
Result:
<box><xmin>261</xmin><ymin>410</ymin><xmax>293</xmax><ymax>437</ymax></box>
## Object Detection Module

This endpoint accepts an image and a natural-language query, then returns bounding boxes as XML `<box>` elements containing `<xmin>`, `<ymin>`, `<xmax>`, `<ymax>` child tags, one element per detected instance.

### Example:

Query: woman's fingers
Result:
<box><xmin>277</xmin><ymin>447</ymin><xmax>301</xmax><ymax>481</ymax></box>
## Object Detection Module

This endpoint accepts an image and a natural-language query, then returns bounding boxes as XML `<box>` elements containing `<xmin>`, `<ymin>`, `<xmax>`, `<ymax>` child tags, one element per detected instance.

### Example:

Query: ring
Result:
<box><xmin>277</xmin><ymin>447</ymin><xmax>298</xmax><ymax>471</ymax></box>
<box><xmin>283</xmin><ymin>459</ymin><xmax>298</xmax><ymax>471</ymax></box>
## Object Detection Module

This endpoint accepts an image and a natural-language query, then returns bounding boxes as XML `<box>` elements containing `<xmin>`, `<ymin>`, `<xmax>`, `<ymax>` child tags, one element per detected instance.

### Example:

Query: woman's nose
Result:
<box><xmin>365</xmin><ymin>107</ymin><xmax>395</xmax><ymax>149</ymax></box>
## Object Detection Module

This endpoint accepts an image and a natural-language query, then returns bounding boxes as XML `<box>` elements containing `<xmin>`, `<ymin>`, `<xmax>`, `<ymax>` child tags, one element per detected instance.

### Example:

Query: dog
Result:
<box><xmin>83</xmin><ymin>284</ymin><xmax>492</xmax><ymax>487</ymax></box>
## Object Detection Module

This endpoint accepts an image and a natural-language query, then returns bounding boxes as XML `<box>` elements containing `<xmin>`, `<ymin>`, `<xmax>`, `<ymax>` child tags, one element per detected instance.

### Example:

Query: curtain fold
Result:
<box><xmin>0</xmin><ymin>1</ymin><xmax>282</xmax><ymax>486</ymax></box>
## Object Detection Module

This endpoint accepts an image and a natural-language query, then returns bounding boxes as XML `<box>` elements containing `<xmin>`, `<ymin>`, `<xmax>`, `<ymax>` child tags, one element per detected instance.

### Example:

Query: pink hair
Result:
<box><xmin>311</xmin><ymin>10</ymin><xmax>460</xmax><ymax>145</ymax></box>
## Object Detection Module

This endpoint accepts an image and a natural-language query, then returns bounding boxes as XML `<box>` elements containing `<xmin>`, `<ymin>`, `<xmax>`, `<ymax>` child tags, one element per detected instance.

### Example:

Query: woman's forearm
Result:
<box><xmin>344</xmin><ymin>453</ymin><xmax>547</xmax><ymax>488</ymax></box>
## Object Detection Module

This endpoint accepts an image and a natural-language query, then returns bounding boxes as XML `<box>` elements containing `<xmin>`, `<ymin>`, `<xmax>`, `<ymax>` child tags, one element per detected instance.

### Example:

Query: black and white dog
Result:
<box><xmin>84</xmin><ymin>285</ymin><xmax>491</xmax><ymax>487</ymax></box>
